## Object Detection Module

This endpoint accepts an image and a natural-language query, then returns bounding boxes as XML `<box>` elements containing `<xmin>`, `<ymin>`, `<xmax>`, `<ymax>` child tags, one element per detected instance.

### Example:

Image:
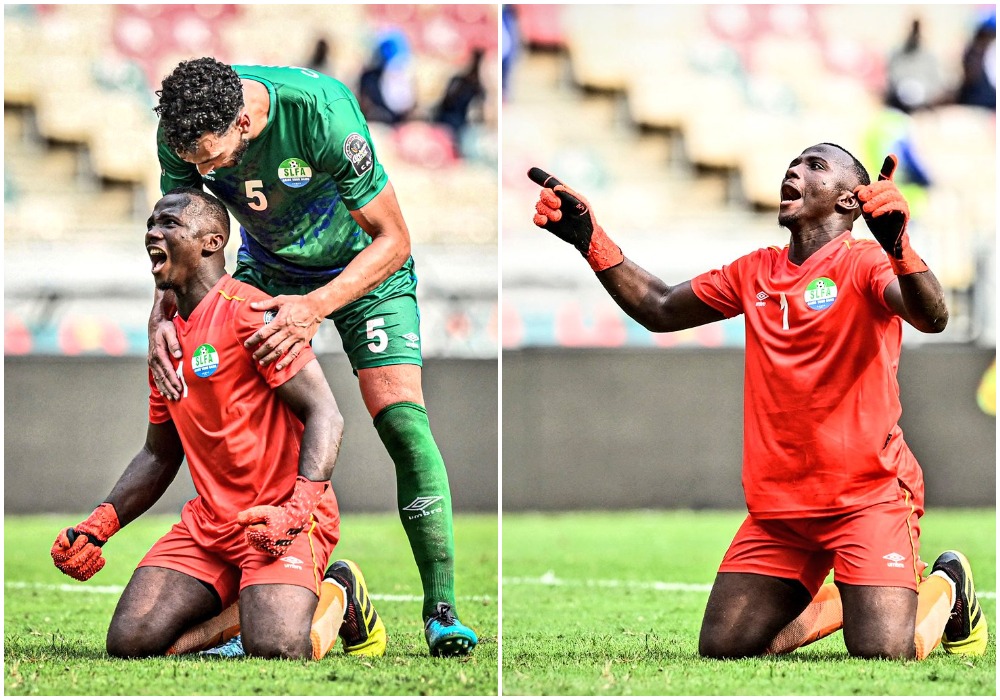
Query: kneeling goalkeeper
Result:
<box><xmin>50</xmin><ymin>188</ymin><xmax>385</xmax><ymax>660</ymax></box>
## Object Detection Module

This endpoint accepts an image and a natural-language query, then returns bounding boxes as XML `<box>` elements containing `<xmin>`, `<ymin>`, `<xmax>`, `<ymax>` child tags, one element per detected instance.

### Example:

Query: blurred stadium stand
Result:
<box><xmin>503</xmin><ymin>4</ymin><xmax>996</xmax><ymax>349</ymax></box>
<box><xmin>5</xmin><ymin>4</ymin><xmax>498</xmax><ymax>359</ymax></box>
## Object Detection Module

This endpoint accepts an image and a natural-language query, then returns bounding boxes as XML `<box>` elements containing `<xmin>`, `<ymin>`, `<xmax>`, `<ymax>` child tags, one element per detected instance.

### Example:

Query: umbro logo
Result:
<box><xmin>403</xmin><ymin>495</ymin><xmax>444</xmax><ymax>520</ymax></box>
<box><xmin>402</xmin><ymin>332</ymin><xmax>420</xmax><ymax>349</ymax></box>
<box><xmin>404</xmin><ymin>496</ymin><xmax>442</xmax><ymax>511</ymax></box>
<box><xmin>883</xmin><ymin>552</ymin><xmax>906</xmax><ymax>569</ymax></box>
<box><xmin>281</xmin><ymin>555</ymin><xmax>304</xmax><ymax>570</ymax></box>
<box><xmin>755</xmin><ymin>291</ymin><xmax>769</xmax><ymax>307</ymax></box>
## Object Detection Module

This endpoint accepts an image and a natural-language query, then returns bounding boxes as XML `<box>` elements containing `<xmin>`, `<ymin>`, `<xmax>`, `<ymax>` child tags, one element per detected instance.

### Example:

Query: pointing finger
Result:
<box><xmin>528</xmin><ymin>167</ymin><xmax>563</xmax><ymax>189</ymax></box>
<box><xmin>878</xmin><ymin>154</ymin><xmax>898</xmax><ymax>182</ymax></box>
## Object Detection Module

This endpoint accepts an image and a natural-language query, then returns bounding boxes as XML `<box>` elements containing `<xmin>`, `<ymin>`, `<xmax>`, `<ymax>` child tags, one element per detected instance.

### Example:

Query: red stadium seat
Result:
<box><xmin>704</xmin><ymin>4</ymin><xmax>762</xmax><ymax>44</ymax></box>
<box><xmin>4</xmin><ymin>312</ymin><xmax>33</xmax><ymax>356</ymax></box>
<box><xmin>392</xmin><ymin>122</ymin><xmax>458</xmax><ymax>169</ymax></box>
<box><xmin>515</xmin><ymin>5</ymin><xmax>566</xmax><ymax>50</ymax></box>
<box><xmin>113</xmin><ymin>5</ymin><xmax>237</xmax><ymax>88</ymax></box>
<box><xmin>761</xmin><ymin>4</ymin><xmax>824</xmax><ymax>41</ymax></box>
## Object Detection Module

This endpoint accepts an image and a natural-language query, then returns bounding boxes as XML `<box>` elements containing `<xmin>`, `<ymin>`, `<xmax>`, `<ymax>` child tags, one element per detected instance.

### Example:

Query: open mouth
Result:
<box><xmin>147</xmin><ymin>246</ymin><xmax>167</xmax><ymax>274</ymax></box>
<box><xmin>779</xmin><ymin>181</ymin><xmax>802</xmax><ymax>205</ymax></box>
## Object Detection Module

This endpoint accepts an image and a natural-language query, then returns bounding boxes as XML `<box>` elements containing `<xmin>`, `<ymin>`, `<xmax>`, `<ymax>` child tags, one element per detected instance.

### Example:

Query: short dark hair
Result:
<box><xmin>154</xmin><ymin>57</ymin><xmax>244</xmax><ymax>155</ymax></box>
<box><xmin>821</xmin><ymin>142</ymin><xmax>871</xmax><ymax>188</ymax></box>
<box><xmin>166</xmin><ymin>186</ymin><xmax>230</xmax><ymax>240</ymax></box>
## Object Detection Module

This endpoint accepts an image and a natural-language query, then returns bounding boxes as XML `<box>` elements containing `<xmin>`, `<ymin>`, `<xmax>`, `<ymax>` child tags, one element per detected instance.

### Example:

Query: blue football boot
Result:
<box><xmin>425</xmin><ymin>602</ymin><xmax>478</xmax><ymax>657</ymax></box>
<box><xmin>200</xmin><ymin>633</ymin><xmax>245</xmax><ymax>658</ymax></box>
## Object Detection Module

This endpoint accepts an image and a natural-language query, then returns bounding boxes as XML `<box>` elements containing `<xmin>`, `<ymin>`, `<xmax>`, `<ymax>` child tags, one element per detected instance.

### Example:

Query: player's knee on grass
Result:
<box><xmin>107</xmin><ymin>566</ymin><xmax>221</xmax><ymax>658</ymax></box>
<box><xmin>240</xmin><ymin>583</ymin><xmax>316</xmax><ymax>660</ymax></box>
<box><xmin>839</xmin><ymin>583</ymin><xmax>917</xmax><ymax>659</ymax></box>
<box><xmin>107</xmin><ymin>603</ymin><xmax>216</xmax><ymax>658</ymax></box>
<box><xmin>699</xmin><ymin>573</ymin><xmax>812</xmax><ymax>658</ymax></box>
<box><xmin>843</xmin><ymin>634</ymin><xmax>915</xmax><ymax>660</ymax></box>
<box><xmin>698</xmin><ymin>618</ymin><xmax>775</xmax><ymax>659</ymax></box>
<box><xmin>242</xmin><ymin>632</ymin><xmax>312</xmax><ymax>660</ymax></box>
<box><xmin>107</xmin><ymin>615</ymin><xmax>174</xmax><ymax>658</ymax></box>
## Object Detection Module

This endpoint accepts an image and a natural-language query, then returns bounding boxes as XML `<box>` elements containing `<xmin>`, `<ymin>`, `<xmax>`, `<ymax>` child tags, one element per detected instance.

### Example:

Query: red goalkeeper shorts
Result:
<box><xmin>718</xmin><ymin>486</ymin><xmax>924</xmax><ymax>595</ymax></box>
<box><xmin>137</xmin><ymin>513</ymin><xmax>339</xmax><ymax>607</ymax></box>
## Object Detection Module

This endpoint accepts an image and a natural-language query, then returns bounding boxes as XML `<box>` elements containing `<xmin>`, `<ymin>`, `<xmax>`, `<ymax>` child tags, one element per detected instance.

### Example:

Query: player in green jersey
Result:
<box><xmin>148</xmin><ymin>57</ymin><xmax>477</xmax><ymax>657</ymax></box>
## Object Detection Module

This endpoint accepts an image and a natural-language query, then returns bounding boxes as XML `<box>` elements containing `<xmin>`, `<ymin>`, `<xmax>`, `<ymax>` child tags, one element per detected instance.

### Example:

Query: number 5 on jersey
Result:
<box><xmin>245</xmin><ymin>180</ymin><xmax>268</xmax><ymax>211</ymax></box>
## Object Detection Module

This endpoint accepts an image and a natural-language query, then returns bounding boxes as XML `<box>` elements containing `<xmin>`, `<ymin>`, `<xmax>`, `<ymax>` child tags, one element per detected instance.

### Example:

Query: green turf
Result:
<box><xmin>4</xmin><ymin>513</ymin><xmax>497</xmax><ymax>696</ymax></box>
<box><xmin>502</xmin><ymin>509</ymin><xmax>996</xmax><ymax>696</ymax></box>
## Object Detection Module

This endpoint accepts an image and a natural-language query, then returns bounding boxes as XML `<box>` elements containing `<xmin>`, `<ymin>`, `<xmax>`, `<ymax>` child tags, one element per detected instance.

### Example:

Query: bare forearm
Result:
<box><xmin>277</xmin><ymin>361</ymin><xmax>344</xmax><ymax>482</ymax></box>
<box><xmin>104</xmin><ymin>445</ymin><xmax>182</xmax><ymax>528</ymax></box>
<box><xmin>597</xmin><ymin>260</ymin><xmax>672</xmax><ymax>330</ymax></box>
<box><xmin>307</xmin><ymin>236</ymin><xmax>409</xmax><ymax>316</ymax></box>
<box><xmin>897</xmin><ymin>270</ymin><xmax>949</xmax><ymax>333</ymax></box>
<box><xmin>309</xmin><ymin>180</ymin><xmax>413</xmax><ymax>316</ymax></box>
<box><xmin>297</xmin><ymin>408</ymin><xmax>344</xmax><ymax>482</ymax></box>
<box><xmin>150</xmin><ymin>288</ymin><xmax>177</xmax><ymax>326</ymax></box>
<box><xmin>597</xmin><ymin>259</ymin><xmax>724</xmax><ymax>332</ymax></box>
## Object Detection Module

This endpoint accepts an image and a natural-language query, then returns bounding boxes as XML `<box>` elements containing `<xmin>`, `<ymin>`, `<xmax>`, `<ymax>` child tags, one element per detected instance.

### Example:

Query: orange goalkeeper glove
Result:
<box><xmin>854</xmin><ymin>154</ymin><xmax>928</xmax><ymax>275</ymax></box>
<box><xmin>528</xmin><ymin>168</ymin><xmax>624</xmax><ymax>272</ymax></box>
<box><xmin>50</xmin><ymin>503</ymin><xmax>121</xmax><ymax>581</ymax></box>
<box><xmin>237</xmin><ymin>477</ymin><xmax>329</xmax><ymax>557</ymax></box>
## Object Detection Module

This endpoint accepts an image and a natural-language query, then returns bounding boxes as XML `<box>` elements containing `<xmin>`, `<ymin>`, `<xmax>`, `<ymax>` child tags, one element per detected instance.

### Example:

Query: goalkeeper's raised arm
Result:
<box><xmin>528</xmin><ymin>168</ymin><xmax>725</xmax><ymax>332</ymax></box>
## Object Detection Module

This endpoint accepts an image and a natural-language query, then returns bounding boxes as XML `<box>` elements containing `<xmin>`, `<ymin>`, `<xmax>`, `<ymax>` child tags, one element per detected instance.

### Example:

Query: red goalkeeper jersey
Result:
<box><xmin>148</xmin><ymin>274</ymin><xmax>339</xmax><ymax>546</ymax></box>
<box><xmin>691</xmin><ymin>231</ymin><xmax>924</xmax><ymax>518</ymax></box>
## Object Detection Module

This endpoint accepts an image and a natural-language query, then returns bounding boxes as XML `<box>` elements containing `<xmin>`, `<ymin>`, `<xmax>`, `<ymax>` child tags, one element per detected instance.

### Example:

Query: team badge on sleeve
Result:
<box><xmin>343</xmin><ymin>133</ymin><xmax>374</xmax><ymax>175</ymax></box>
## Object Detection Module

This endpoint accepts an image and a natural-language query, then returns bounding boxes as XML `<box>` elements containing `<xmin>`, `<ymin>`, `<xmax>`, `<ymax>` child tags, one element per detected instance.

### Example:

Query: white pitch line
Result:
<box><xmin>503</xmin><ymin>572</ymin><xmax>997</xmax><ymax>599</ymax></box>
<box><xmin>5</xmin><ymin>581</ymin><xmax>493</xmax><ymax>603</ymax></box>
<box><xmin>6</xmin><ymin>581</ymin><xmax>127</xmax><ymax>595</ymax></box>
<box><xmin>504</xmin><ymin>573</ymin><xmax>711</xmax><ymax>593</ymax></box>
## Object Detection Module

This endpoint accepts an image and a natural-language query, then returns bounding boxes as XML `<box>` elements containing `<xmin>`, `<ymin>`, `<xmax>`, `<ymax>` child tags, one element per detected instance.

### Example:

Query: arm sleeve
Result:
<box><xmin>232</xmin><ymin>298</ymin><xmax>317</xmax><ymax>388</ymax></box>
<box><xmin>148</xmin><ymin>371</ymin><xmax>172</xmax><ymax>424</ymax></box>
<box><xmin>157</xmin><ymin>126</ymin><xmax>204</xmax><ymax>195</ymax></box>
<box><xmin>689</xmin><ymin>252</ymin><xmax>755</xmax><ymax>318</ymax></box>
<box><xmin>311</xmin><ymin>93</ymin><xmax>388</xmax><ymax>211</ymax></box>
<box><xmin>854</xmin><ymin>241</ymin><xmax>897</xmax><ymax>315</ymax></box>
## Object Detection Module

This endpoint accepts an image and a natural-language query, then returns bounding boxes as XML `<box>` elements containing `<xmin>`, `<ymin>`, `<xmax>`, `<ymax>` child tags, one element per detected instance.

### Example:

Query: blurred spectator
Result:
<box><xmin>305</xmin><ymin>37</ymin><xmax>332</xmax><ymax>75</ymax></box>
<box><xmin>955</xmin><ymin>11</ymin><xmax>996</xmax><ymax>109</ymax></box>
<box><xmin>433</xmin><ymin>49</ymin><xmax>486</xmax><ymax>148</ymax></box>
<box><xmin>501</xmin><ymin>5</ymin><xmax>519</xmax><ymax>99</ymax></box>
<box><xmin>884</xmin><ymin>19</ymin><xmax>947</xmax><ymax>113</ymax></box>
<box><xmin>977</xmin><ymin>359</ymin><xmax>995</xmax><ymax>416</ymax></box>
<box><xmin>862</xmin><ymin>108</ymin><xmax>932</xmax><ymax>221</ymax></box>
<box><xmin>357</xmin><ymin>30</ymin><xmax>416</xmax><ymax>125</ymax></box>
<box><xmin>5</xmin><ymin>171</ymin><xmax>17</xmax><ymax>205</ymax></box>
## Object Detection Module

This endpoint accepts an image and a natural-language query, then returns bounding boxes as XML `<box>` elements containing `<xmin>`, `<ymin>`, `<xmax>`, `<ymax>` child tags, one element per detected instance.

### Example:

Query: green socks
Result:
<box><xmin>373</xmin><ymin>401</ymin><xmax>456</xmax><ymax>620</ymax></box>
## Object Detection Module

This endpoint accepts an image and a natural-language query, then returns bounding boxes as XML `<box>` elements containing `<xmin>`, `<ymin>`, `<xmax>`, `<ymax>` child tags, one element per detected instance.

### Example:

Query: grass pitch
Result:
<box><xmin>502</xmin><ymin>509</ymin><xmax>996</xmax><ymax>696</ymax></box>
<box><xmin>4</xmin><ymin>512</ymin><xmax>497</xmax><ymax>696</ymax></box>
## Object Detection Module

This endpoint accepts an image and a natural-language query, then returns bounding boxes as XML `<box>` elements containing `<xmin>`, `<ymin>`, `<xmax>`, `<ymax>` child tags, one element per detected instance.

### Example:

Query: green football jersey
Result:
<box><xmin>158</xmin><ymin>64</ymin><xmax>390</xmax><ymax>283</ymax></box>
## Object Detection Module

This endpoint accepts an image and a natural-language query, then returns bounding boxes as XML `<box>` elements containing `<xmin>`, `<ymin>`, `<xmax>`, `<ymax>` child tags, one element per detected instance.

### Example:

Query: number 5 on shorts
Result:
<box><xmin>366</xmin><ymin>318</ymin><xmax>388</xmax><ymax>353</ymax></box>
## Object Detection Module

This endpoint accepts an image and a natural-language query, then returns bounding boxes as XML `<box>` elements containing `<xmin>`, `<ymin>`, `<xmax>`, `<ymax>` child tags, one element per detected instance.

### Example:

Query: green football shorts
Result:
<box><xmin>234</xmin><ymin>257</ymin><xmax>423</xmax><ymax>371</ymax></box>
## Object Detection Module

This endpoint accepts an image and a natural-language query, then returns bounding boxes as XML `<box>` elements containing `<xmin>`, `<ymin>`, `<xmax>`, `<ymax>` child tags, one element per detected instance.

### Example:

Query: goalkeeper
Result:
<box><xmin>529</xmin><ymin>143</ymin><xmax>987</xmax><ymax>659</ymax></box>
<box><xmin>51</xmin><ymin>188</ymin><xmax>385</xmax><ymax>660</ymax></box>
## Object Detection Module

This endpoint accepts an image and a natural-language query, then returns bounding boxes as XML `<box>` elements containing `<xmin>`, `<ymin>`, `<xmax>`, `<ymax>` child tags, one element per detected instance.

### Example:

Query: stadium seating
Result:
<box><xmin>4</xmin><ymin>4</ymin><xmax>499</xmax><ymax>245</ymax></box>
<box><xmin>4</xmin><ymin>5</ymin><xmax>499</xmax><ymax>362</ymax></box>
<box><xmin>511</xmin><ymin>4</ymin><xmax>994</xmax><ymax>214</ymax></box>
<box><xmin>503</xmin><ymin>3</ymin><xmax>995</xmax><ymax>347</ymax></box>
